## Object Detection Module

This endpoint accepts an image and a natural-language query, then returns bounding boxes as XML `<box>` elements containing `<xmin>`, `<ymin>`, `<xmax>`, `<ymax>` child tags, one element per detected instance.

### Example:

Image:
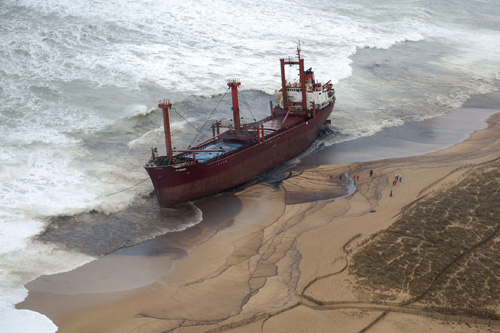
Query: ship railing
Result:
<box><xmin>213</xmin><ymin>121</ymin><xmax>264</xmax><ymax>132</ymax></box>
<box><xmin>242</xmin><ymin>117</ymin><xmax>271</xmax><ymax>127</ymax></box>
<box><xmin>192</xmin><ymin>130</ymin><xmax>231</xmax><ymax>149</ymax></box>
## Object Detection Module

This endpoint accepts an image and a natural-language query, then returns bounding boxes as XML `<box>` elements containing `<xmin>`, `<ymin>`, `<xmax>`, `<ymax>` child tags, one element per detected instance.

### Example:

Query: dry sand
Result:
<box><xmin>19</xmin><ymin>106</ymin><xmax>500</xmax><ymax>332</ymax></box>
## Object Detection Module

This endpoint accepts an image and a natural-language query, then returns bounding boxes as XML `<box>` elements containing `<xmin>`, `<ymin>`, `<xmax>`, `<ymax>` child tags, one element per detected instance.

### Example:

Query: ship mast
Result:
<box><xmin>280</xmin><ymin>43</ymin><xmax>307</xmax><ymax>110</ymax></box>
<box><xmin>227</xmin><ymin>79</ymin><xmax>241</xmax><ymax>133</ymax></box>
<box><xmin>158</xmin><ymin>99</ymin><xmax>173</xmax><ymax>159</ymax></box>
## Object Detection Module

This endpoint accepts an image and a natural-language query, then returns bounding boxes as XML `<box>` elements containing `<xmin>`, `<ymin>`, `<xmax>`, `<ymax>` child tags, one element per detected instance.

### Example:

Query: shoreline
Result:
<box><xmin>18</xmin><ymin>91</ymin><xmax>500</xmax><ymax>332</ymax></box>
<box><xmin>303</xmin><ymin>91</ymin><xmax>500</xmax><ymax>166</ymax></box>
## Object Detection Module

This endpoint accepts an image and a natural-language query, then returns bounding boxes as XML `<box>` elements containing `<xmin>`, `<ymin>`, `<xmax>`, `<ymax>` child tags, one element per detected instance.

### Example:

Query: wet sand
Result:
<box><xmin>18</xmin><ymin>92</ymin><xmax>500</xmax><ymax>332</ymax></box>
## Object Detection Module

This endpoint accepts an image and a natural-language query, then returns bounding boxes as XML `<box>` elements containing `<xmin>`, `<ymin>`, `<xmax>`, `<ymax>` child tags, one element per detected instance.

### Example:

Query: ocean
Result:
<box><xmin>1</xmin><ymin>0</ymin><xmax>499</xmax><ymax>331</ymax></box>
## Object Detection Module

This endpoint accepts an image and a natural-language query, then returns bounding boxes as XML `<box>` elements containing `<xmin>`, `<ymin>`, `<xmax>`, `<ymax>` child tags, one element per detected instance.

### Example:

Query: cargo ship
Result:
<box><xmin>145</xmin><ymin>46</ymin><xmax>336</xmax><ymax>207</ymax></box>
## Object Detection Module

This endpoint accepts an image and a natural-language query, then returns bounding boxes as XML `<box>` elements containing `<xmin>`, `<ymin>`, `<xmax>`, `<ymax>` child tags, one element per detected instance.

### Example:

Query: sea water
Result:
<box><xmin>1</xmin><ymin>0</ymin><xmax>500</xmax><ymax>331</ymax></box>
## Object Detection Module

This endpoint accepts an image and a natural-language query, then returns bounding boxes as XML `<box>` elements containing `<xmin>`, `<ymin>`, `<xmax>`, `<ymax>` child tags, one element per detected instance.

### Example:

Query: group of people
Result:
<box><xmin>390</xmin><ymin>174</ymin><xmax>403</xmax><ymax>197</ymax></box>
<box><xmin>332</xmin><ymin>169</ymin><xmax>375</xmax><ymax>183</ymax></box>
<box><xmin>353</xmin><ymin>169</ymin><xmax>374</xmax><ymax>182</ymax></box>
<box><xmin>392</xmin><ymin>174</ymin><xmax>403</xmax><ymax>186</ymax></box>
<box><xmin>329</xmin><ymin>169</ymin><xmax>402</xmax><ymax>198</ymax></box>
<box><xmin>348</xmin><ymin>169</ymin><xmax>376</xmax><ymax>185</ymax></box>
<box><xmin>329</xmin><ymin>168</ymin><xmax>403</xmax><ymax>198</ymax></box>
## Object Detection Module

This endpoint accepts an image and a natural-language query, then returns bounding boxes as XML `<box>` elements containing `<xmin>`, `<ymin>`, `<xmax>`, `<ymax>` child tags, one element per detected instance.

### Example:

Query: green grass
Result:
<box><xmin>350</xmin><ymin>160</ymin><xmax>500</xmax><ymax>319</ymax></box>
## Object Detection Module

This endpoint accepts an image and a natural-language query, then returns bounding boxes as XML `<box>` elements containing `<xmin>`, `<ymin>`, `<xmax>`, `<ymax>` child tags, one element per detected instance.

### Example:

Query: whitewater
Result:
<box><xmin>1</xmin><ymin>0</ymin><xmax>500</xmax><ymax>331</ymax></box>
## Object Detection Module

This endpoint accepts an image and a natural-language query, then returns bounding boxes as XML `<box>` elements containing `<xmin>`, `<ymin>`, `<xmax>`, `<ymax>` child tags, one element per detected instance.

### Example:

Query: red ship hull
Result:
<box><xmin>146</xmin><ymin>101</ymin><xmax>334</xmax><ymax>207</ymax></box>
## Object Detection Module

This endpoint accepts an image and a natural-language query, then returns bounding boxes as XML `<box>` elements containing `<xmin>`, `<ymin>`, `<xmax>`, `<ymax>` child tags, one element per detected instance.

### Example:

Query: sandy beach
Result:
<box><xmin>19</xmin><ymin>92</ymin><xmax>500</xmax><ymax>332</ymax></box>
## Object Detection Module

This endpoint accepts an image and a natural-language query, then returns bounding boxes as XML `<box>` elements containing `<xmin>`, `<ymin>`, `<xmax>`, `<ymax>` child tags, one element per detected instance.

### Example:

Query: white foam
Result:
<box><xmin>127</xmin><ymin>128</ymin><xmax>165</xmax><ymax>151</ymax></box>
<box><xmin>5</xmin><ymin>0</ymin><xmax>430</xmax><ymax>96</ymax></box>
<box><xmin>124</xmin><ymin>104</ymin><xmax>149</xmax><ymax>118</ymax></box>
<box><xmin>0</xmin><ymin>148</ymin><xmax>96</xmax><ymax>217</ymax></box>
<box><xmin>0</xmin><ymin>305</ymin><xmax>57</xmax><ymax>333</ymax></box>
<box><xmin>0</xmin><ymin>239</ymin><xmax>94</xmax><ymax>333</ymax></box>
<box><xmin>441</xmin><ymin>31</ymin><xmax>500</xmax><ymax>81</ymax></box>
<box><xmin>0</xmin><ymin>217</ymin><xmax>43</xmax><ymax>255</ymax></box>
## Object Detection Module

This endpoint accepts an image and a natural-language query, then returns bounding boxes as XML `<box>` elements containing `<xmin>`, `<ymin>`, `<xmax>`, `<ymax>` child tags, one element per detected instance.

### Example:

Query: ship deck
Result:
<box><xmin>187</xmin><ymin>116</ymin><xmax>303</xmax><ymax>164</ymax></box>
<box><xmin>262</xmin><ymin>116</ymin><xmax>303</xmax><ymax>137</ymax></box>
<box><xmin>189</xmin><ymin>142</ymin><xmax>245</xmax><ymax>163</ymax></box>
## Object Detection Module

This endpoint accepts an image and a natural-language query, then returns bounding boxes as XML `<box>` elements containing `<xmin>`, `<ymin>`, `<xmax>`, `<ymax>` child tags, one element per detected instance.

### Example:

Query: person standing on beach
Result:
<box><xmin>390</xmin><ymin>190</ymin><xmax>392</xmax><ymax>197</ymax></box>
<box><xmin>370</xmin><ymin>170</ymin><xmax>373</xmax><ymax>177</ymax></box>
